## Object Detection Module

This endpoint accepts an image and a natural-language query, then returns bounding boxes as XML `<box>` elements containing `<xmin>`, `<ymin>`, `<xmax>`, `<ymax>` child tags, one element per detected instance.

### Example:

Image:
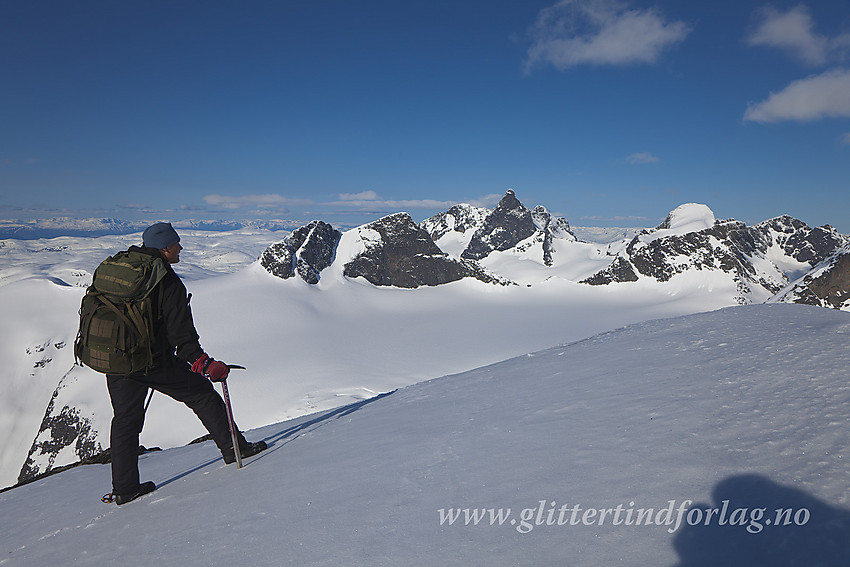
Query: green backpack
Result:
<box><xmin>75</xmin><ymin>249</ymin><xmax>168</xmax><ymax>375</ymax></box>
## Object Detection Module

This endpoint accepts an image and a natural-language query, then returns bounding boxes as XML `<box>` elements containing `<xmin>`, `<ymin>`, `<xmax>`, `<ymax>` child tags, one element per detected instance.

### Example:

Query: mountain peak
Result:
<box><xmin>259</xmin><ymin>220</ymin><xmax>341</xmax><ymax>284</ymax></box>
<box><xmin>460</xmin><ymin>190</ymin><xmax>535</xmax><ymax>261</ymax></box>
<box><xmin>342</xmin><ymin>213</ymin><xmax>501</xmax><ymax>288</ymax></box>
<box><xmin>656</xmin><ymin>203</ymin><xmax>716</xmax><ymax>233</ymax></box>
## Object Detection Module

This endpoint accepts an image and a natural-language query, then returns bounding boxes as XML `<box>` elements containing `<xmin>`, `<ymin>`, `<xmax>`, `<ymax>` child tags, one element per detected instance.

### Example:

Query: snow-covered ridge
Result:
<box><xmin>258</xmin><ymin>190</ymin><xmax>849</xmax><ymax>307</ymax></box>
<box><xmin>638</xmin><ymin>203</ymin><xmax>716</xmax><ymax>243</ymax></box>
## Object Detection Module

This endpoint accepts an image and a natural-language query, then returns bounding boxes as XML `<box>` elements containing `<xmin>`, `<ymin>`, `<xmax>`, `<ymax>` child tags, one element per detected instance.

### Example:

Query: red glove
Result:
<box><xmin>191</xmin><ymin>353</ymin><xmax>230</xmax><ymax>382</ymax></box>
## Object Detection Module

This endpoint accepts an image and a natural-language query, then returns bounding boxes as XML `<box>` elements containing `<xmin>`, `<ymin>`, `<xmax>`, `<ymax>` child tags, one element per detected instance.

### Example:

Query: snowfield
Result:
<box><xmin>0</xmin><ymin>233</ymin><xmax>737</xmax><ymax>490</ymax></box>
<box><xmin>1</xmin><ymin>303</ymin><xmax>849</xmax><ymax>566</ymax></box>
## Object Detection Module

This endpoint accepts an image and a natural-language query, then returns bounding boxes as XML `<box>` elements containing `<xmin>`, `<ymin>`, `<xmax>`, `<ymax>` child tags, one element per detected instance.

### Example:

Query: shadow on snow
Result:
<box><xmin>671</xmin><ymin>473</ymin><xmax>850</xmax><ymax>566</ymax></box>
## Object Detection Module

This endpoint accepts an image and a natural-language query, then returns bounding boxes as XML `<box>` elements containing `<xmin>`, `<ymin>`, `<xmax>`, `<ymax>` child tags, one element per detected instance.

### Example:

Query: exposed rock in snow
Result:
<box><xmin>260</xmin><ymin>220</ymin><xmax>341</xmax><ymax>284</ymax></box>
<box><xmin>342</xmin><ymin>213</ymin><xmax>503</xmax><ymax>288</ymax></box>
<box><xmin>580</xmin><ymin>204</ymin><xmax>850</xmax><ymax>305</ymax></box>
<box><xmin>461</xmin><ymin>190</ymin><xmax>537</xmax><ymax>261</ymax></box>
<box><xmin>772</xmin><ymin>250</ymin><xmax>850</xmax><ymax>309</ymax></box>
<box><xmin>420</xmin><ymin>204</ymin><xmax>490</xmax><ymax>243</ymax></box>
<box><xmin>18</xmin><ymin>366</ymin><xmax>102</xmax><ymax>484</ymax></box>
<box><xmin>530</xmin><ymin>205</ymin><xmax>576</xmax><ymax>266</ymax></box>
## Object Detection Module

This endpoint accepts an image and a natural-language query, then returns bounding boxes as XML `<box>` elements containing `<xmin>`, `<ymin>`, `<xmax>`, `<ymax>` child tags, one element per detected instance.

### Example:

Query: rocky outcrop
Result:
<box><xmin>580</xmin><ymin>256</ymin><xmax>639</xmax><ymax>285</ymax></box>
<box><xmin>532</xmin><ymin>205</ymin><xmax>576</xmax><ymax>266</ymax></box>
<box><xmin>422</xmin><ymin>191</ymin><xmax>576</xmax><ymax>268</ymax></box>
<box><xmin>755</xmin><ymin>215</ymin><xmax>846</xmax><ymax>267</ymax></box>
<box><xmin>343</xmin><ymin>213</ymin><xmax>504</xmax><ymax>288</ymax></box>
<box><xmin>581</xmin><ymin>206</ymin><xmax>850</xmax><ymax>304</ymax></box>
<box><xmin>581</xmin><ymin>217</ymin><xmax>785</xmax><ymax>300</ymax></box>
<box><xmin>774</xmin><ymin>251</ymin><xmax>850</xmax><ymax>309</ymax></box>
<box><xmin>420</xmin><ymin>204</ymin><xmax>489</xmax><ymax>242</ymax></box>
<box><xmin>461</xmin><ymin>190</ymin><xmax>537</xmax><ymax>261</ymax></box>
<box><xmin>18</xmin><ymin>369</ymin><xmax>102</xmax><ymax>484</ymax></box>
<box><xmin>260</xmin><ymin>220</ymin><xmax>341</xmax><ymax>284</ymax></box>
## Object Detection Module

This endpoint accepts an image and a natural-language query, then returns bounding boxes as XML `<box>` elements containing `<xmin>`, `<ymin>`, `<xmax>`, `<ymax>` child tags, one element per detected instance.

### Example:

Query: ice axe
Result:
<box><xmin>220</xmin><ymin>364</ymin><xmax>246</xmax><ymax>468</ymax></box>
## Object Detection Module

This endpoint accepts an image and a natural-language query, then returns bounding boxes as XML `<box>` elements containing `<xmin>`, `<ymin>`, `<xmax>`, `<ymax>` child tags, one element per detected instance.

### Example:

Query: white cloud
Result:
<box><xmin>325</xmin><ymin>191</ymin><xmax>505</xmax><ymax>213</ymax></box>
<box><xmin>626</xmin><ymin>152</ymin><xmax>660</xmax><ymax>165</ymax></box>
<box><xmin>748</xmin><ymin>5</ymin><xmax>850</xmax><ymax>66</ymax></box>
<box><xmin>203</xmin><ymin>193</ymin><xmax>313</xmax><ymax>210</ymax></box>
<box><xmin>842</xmin><ymin>132</ymin><xmax>850</xmax><ymax>145</ymax></box>
<box><xmin>579</xmin><ymin>214</ymin><xmax>651</xmax><ymax>222</ymax></box>
<box><xmin>748</xmin><ymin>5</ymin><xmax>829</xmax><ymax>66</ymax></box>
<box><xmin>744</xmin><ymin>68</ymin><xmax>850</xmax><ymax>123</ymax></box>
<box><xmin>525</xmin><ymin>0</ymin><xmax>690</xmax><ymax>71</ymax></box>
<box><xmin>339</xmin><ymin>190</ymin><xmax>381</xmax><ymax>201</ymax></box>
<box><xmin>327</xmin><ymin>197</ymin><xmax>457</xmax><ymax>210</ymax></box>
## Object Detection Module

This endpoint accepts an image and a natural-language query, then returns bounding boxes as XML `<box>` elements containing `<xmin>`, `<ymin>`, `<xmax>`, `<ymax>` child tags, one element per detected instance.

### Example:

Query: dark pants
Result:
<box><xmin>106</xmin><ymin>355</ymin><xmax>246</xmax><ymax>494</ymax></box>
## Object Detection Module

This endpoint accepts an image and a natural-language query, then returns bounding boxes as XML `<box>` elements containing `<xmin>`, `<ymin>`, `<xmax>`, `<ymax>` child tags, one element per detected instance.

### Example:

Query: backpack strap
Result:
<box><xmin>95</xmin><ymin>293</ymin><xmax>144</xmax><ymax>340</ymax></box>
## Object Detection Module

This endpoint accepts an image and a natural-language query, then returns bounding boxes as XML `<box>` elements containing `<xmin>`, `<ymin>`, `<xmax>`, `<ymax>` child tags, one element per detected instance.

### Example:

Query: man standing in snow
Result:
<box><xmin>104</xmin><ymin>222</ymin><xmax>266</xmax><ymax>505</ymax></box>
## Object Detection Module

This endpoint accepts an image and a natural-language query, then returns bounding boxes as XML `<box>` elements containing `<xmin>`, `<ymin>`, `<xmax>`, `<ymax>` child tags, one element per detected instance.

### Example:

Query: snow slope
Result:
<box><xmin>0</xmin><ymin>251</ymin><xmax>740</xmax><ymax>489</ymax></box>
<box><xmin>1</xmin><ymin>304</ymin><xmax>848</xmax><ymax>566</ymax></box>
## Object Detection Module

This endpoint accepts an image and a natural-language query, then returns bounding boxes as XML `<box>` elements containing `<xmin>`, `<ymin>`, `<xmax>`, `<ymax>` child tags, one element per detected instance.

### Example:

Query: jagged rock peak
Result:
<box><xmin>532</xmin><ymin>205</ymin><xmax>575</xmax><ymax>240</ymax></box>
<box><xmin>421</xmin><ymin>203</ymin><xmax>490</xmax><ymax>241</ymax></box>
<box><xmin>756</xmin><ymin>215</ymin><xmax>809</xmax><ymax>233</ymax></box>
<box><xmin>343</xmin><ymin>213</ymin><xmax>504</xmax><ymax>288</ymax></box>
<box><xmin>461</xmin><ymin>190</ymin><xmax>536</xmax><ymax>261</ymax></box>
<box><xmin>260</xmin><ymin>220</ymin><xmax>341</xmax><ymax>284</ymax></box>
<box><xmin>755</xmin><ymin>216</ymin><xmax>848</xmax><ymax>266</ymax></box>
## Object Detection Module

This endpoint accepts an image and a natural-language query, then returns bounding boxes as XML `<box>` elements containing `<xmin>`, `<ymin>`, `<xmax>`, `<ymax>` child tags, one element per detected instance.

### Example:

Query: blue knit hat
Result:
<box><xmin>142</xmin><ymin>222</ymin><xmax>180</xmax><ymax>249</ymax></box>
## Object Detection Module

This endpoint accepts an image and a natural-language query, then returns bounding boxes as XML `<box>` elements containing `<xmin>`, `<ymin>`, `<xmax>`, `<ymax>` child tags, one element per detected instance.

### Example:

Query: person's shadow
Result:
<box><xmin>672</xmin><ymin>474</ymin><xmax>850</xmax><ymax>566</ymax></box>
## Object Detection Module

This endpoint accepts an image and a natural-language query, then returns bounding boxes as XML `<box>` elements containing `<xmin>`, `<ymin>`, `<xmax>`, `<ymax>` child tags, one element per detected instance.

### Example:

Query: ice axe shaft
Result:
<box><xmin>220</xmin><ymin>364</ymin><xmax>245</xmax><ymax>468</ymax></box>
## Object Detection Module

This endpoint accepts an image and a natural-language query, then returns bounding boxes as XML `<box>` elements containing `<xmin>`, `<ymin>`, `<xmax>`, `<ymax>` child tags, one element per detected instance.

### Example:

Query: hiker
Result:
<box><xmin>99</xmin><ymin>222</ymin><xmax>265</xmax><ymax>504</ymax></box>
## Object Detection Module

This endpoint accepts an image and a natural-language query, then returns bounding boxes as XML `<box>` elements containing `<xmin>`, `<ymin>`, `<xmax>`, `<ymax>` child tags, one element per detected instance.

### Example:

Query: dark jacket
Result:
<box><xmin>132</xmin><ymin>246</ymin><xmax>204</xmax><ymax>366</ymax></box>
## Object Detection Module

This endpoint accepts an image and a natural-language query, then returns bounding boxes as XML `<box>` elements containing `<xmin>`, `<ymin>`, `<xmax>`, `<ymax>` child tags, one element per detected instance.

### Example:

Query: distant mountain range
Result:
<box><xmin>260</xmin><ymin>189</ymin><xmax>850</xmax><ymax>308</ymax></box>
<box><xmin>0</xmin><ymin>218</ymin><xmax>298</xmax><ymax>239</ymax></box>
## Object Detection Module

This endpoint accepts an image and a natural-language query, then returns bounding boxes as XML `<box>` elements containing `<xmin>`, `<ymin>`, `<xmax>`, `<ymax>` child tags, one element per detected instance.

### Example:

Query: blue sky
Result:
<box><xmin>2</xmin><ymin>0</ymin><xmax>849</xmax><ymax>231</ymax></box>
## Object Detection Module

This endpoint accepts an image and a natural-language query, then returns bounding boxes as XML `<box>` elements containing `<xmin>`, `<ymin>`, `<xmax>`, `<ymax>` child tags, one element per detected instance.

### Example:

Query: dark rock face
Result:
<box><xmin>421</xmin><ymin>192</ymin><xmax>577</xmax><ymax>268</ymax></box>
<box><xmin>461</xmin><ymin>190</ymin><xmax>537</xmax><ymax>261</ymax></box>
<box><xmin>778</xmin><ymin>252</ymin><xmax>850</xmax><ymax>309</ymax></box>
<box><xmin>260</xmin><ymin>220</ymin><xmax>341</xmax><ymax>284</ymax></box>
<box><xmin>755</xmin><ymin>216</ymin><xmax>845</xmax><ymax>267</ymax></box>
<box><xmin>626</xmin><ymin>220</ymin><xmax>763</xmax><ymax>284</ymax></box>
<box><xmin>583</xmin><ymin>220</ymin><xmax>755</xmax><ymax>285</ymax></box>
<box><xmin>581</xmin><ymin>256</ymin><xmax>639</xmax><ymax>285</ymax></box>
<box><xmin>581</xmin><ymin>213</ymin><xmax>850</xmax><ymax>304</ymax></box>
<box><xmin>343</xmin><ymin>213</ymin><xmax>502</xmax><ymax>288</ymax></box>
<box><xmin>18</xmin><ymin>371</ymin><xmax>102</xmax><ymax>484</ymax></box>
<box><xmin>806</xmin><ymin>253</ymin><xmax>850</xmax><ymax>308</ymax></box>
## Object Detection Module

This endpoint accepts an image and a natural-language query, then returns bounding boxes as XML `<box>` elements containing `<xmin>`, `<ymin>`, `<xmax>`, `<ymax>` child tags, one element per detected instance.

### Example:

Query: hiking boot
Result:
<box><xmin>222</xmin><ymin>440</ymin><xmax>267</xmax><ymax>464</ymax></box>
<box><xmin>114</xmin><ymin>481</ymin><xmax>156</xmax><ymax>505</ymax></box>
